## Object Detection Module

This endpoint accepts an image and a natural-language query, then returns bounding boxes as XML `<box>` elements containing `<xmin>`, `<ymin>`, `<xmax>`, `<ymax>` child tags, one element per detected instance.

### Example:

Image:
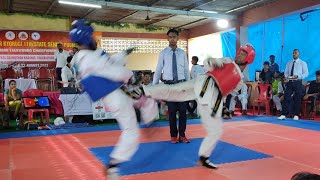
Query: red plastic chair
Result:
<box><xmin>22</xmin><ymin>89</ymin><xmax>50</xmax><ymax>125</ymax></box>
<box><xmin>253</xmin><ymin>83</ymin><xmax>272</xmax><ymax>115</ymax></box>
<box><xmin>6</xmin><ymin>68</ymin><xmax>18</xmax><ymax>79</ymax></box>
<box><xmin>21</xmin><ymin>67</ymin><xmax>30</xmax><ymax>79</ymax></box>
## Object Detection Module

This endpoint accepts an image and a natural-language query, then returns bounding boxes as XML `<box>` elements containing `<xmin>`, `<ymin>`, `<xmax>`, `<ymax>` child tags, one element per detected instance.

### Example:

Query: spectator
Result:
<box><xmin>190</xmin><ymin>56</ymin><xmax>206</xmax><ymax>79</ymax></box>
<box><xmin>71</xmin><ymin>47</ymin><xmax>79</xmax><ymax>55</ymax></box>
<box><xmin>54</xmin><ymin>43</ymin><xmax>69</xmax><ymax>89</ymax></box>
<box><xmin>4</xmin><ymin>80</ymin><xmax>22</xmax><ymax>122</ymax></box>
<box><xmin>303</xmin><ymin>70</ymin><xmax>320</xmax><ymax>119</ymax></box>
<box><xmin>188</xmin><ymin>56</ymin><xmax>205</xmax><ymax>118</ymax></box>
<box><xmin>269</xmin><ymin>55</ymin><xmax>279</xmax><ymax>74</ymax></box>
<box><xmin>61</xmin><ymin>56</ymin><xmax>77</xmax><ymax>88</ymax></box>
<box><xmin>272</xmin><ymin>72</ymin><xmax>285</xmax><ymax>115</ymax></box>
<box><xmin>229</xmin><ymin>83</ymin><xmax>248</xmax><ymax>115</ymax></box>
<box><xmin>259</xmin><ymin>61</ymin><xmax>273</xmax><ymax>84</ymax></box>
<box><xmin>142</xmin><ymin>72</ymin><xmax>151</xmax><ymax>85</ymax></box>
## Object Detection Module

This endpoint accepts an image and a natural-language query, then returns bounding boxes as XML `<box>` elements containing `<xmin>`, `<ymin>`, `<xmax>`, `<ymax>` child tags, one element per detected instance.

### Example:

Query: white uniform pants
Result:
<box><xmin>144</xmin><ymin>77</ymin><xmax>223</xmax><ymax>158</ymax></box>
<box><xmin>102</xmin><ymin>89</ymin><xmax>140</xmax><ymax>164</ymax></box>
<box><xmin>229</xmin><ymin>95</ymin><xmax>248</xmax><ymax>111</ymax></box>
<box><xmin>272</xmin><ymin>95</ymin><xmax>282</xmax><ymax>111</ymax></box>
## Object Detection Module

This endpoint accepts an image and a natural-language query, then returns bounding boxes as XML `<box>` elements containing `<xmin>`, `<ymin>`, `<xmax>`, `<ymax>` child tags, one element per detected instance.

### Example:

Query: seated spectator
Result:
<box><xmin>134</xmin><ymin>71</ymin><xmax>143</xmax><ymax>85</ymax></box>
<box><xmin>229</xmin><ymin>83</ymin><xmax>248</xmax><ymax>115</ymax></box>
<box><xmin>259</xmin><ymin>61</ymin><xmax>273</xmax><ymax>84</ymax></box>
<box><xmin>142</xmin><ymin>72</ymin><xmax>151</xmax><ymax>85</ymax></box>
<box><xmin>303</xmin><ymin>70</ymin><xmax>320</xmax><ymax>118</ymax></box>
<box><xmin>4</xmin><ymin>80</ymin><xmax>22</xmax><ymax>121</ymax></box>
<box><xmin>272</xmin><ymin>71</ymin><xmax>284</xmax><ymax>115</ymax></box>
<box><xmin>61</xmin><ymin>56</ymin><xmax>77</xmax><ymax>88</ymax></box>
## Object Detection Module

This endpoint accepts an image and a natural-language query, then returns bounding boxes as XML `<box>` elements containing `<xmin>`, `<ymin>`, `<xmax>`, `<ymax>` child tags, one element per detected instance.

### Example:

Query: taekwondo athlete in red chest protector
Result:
<box><xmin>69</xmin><ymin>19</ymin><xmax>158</xmax><ymax>180</ymax></box>
<box><xmin>132</xmin><ymin>44</ymin><xmax>255</xmax><ymax>169</ymax></box>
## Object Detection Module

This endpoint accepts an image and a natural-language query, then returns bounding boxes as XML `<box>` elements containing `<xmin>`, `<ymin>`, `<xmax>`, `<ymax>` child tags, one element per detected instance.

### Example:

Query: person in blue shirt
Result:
<box><xmin>269</xmin><ymin>55</ymin><xmax>279</xmax><ymax>74</ymax></box>
<box><xmin>153</xmin><ymin>29</ymin><xmax>190</xmax><ymax>144</ymax></box>
<box><xmin>4</xmin><ymin>80</ymin><xmax>23</xmax><ymax>121</ymax></box>
<box><xmin>278</xmin><ymin>49</ymin><xmax>308</xmax><ymax>120</ymax></box>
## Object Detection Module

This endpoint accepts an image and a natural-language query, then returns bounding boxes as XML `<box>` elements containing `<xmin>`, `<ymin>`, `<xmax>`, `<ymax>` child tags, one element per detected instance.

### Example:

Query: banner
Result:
<box><xmin>91</xmin><ymin>100</ymin><xmax>113</xmax><ymax>120</ymax></box>
<box><xmin>0</xmin><ymin>30</ymin><xmax>77</xmax><ymax>69</ymax></box>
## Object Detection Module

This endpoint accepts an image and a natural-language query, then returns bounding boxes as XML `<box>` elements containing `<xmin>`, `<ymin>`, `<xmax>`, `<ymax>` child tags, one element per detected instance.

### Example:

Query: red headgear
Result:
<box><xmin>236</xmin><ymin>44</ymin><xmax>255</xmax><ymax>65</ymax></box>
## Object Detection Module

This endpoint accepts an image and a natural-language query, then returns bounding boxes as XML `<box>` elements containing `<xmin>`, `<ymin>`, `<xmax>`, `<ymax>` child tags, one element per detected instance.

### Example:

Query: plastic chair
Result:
<box><xmin>34</xmin><ymin>67</ymin><xmax>53</xmax><ymax>91</ymax></box>
<box><xmin>253</xmin><ymin>83</ymin><xmax>272</xmax><ymax>115</ymax></box>
<box><xmin>6</xmin><ymin>68</ymin><xmax>18</xmax><ymax>79</ymax></box>
<box><xmin>22</xmin><ymin>89</ymin><xmax>50</xmax><ymax>125</ymax></box>
<box><xmin>21</xmin><ymin>67</ymin><xmax>30</xmax><ymax>79</ymax></box>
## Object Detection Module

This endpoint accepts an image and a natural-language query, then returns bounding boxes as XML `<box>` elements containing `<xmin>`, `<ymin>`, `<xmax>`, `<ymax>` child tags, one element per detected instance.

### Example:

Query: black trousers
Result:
<box><xmin>225</xmin><ymin>94</ymin><xmax>232</xmax><ymax>109</ymax></box>
<box><xmin>282</xmin><ymin>80</ymin><xmax>303</xmax><ymax>116</ymax></box>
<box><xmin>56</xmin><ymin>68</ymin><xmax>62</xmax><ymax>88</ymax></box>
<box><xmin>167</xmin><ymin>101</ymin><xmax>188</xmax><ymax>137</ymax></box>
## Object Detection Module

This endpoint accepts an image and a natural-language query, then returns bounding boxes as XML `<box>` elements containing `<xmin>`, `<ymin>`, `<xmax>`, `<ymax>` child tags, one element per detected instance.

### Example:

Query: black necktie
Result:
<box><xmin>172</xmin><ymin>49</ymin><xmax>178</xmax><ymax>81</ymax></box>
<box><xmin>290</xmin><ymin>61</ymin><xmax>295</xmax><ymax>76</ymax></box>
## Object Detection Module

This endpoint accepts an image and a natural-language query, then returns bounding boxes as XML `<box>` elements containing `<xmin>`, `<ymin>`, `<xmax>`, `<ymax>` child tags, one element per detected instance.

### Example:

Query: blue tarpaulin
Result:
<box><xmin>221</xmin><ymin>10</ymin><xmax>320</xmax><ymax>81</ymax></box>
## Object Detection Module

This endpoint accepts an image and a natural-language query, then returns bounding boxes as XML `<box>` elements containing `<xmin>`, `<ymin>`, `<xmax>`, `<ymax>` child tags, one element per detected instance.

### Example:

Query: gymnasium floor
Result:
<box><xmin>1</xmin><ymin>115</ymin><xmax>320</xmax><ymax>180</ymax></box>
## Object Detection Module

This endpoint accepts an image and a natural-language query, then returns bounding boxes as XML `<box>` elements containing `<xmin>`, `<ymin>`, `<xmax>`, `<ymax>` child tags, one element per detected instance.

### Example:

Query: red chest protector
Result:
<box><xmin>206</xmin><ymin>63</ymin><xmax>242</xmax><ymax>96</ymax></box>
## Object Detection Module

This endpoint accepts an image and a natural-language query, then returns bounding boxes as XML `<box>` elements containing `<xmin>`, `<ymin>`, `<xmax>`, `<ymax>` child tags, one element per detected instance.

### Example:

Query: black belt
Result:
<box><xmin>200</xmin><ymin>76</ymin><xmax>222</xmax><ymax>117</ymax></box>
<box><xmin>163</xmin><ymin>79</ymin><xmax>186</xmax><ymax>85</ymax></box>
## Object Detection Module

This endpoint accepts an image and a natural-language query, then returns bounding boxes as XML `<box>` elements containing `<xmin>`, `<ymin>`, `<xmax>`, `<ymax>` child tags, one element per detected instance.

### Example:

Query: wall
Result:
<box><xmin>0</xmin><ymin>13</ymin><xmax>70</xmax><ymax>31</ymax></box>
<box><xmin>0</xmin><ymin>13</ymin><xmax>177</xmax><ymax>71</ymax></box>
<box><xmin>0</xmin><ymin>13</ymin><xmax>171</xmax><ymax>34</ymax></box>
<box><xmin>126</xmin><ymin>53</ymin><xmax>160</xmax><ymax>71</ymax></box>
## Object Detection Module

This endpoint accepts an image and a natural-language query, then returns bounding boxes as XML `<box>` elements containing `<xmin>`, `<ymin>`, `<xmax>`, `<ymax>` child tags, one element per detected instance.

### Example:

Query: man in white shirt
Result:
<box><xmin>278</xmin><ymin>49</ymin><xmax>308</xmax><ymax>120</ymax></box>
<box><xmin>54</xmin><ymin>43</ymin><xmax>69</xmax><ymax>88</ymax></box>
<box><xmin>153</xmin><ymin>29</ymin><xmax>190</xmax><ymax>144</ymax></box>
<box><xmin>190</xmin><ymin>56</ymin><xmax>206</xmax><ymax>79</ymax></box>
<box><xmin>188</xmin><ymin>56</ymin><xmax>206</xmax><ymax>117</ymax></box>
<box><xmin>61</xmin><ymin>56</ymin><xmax>76</xmax><ymax>88</ymax></box>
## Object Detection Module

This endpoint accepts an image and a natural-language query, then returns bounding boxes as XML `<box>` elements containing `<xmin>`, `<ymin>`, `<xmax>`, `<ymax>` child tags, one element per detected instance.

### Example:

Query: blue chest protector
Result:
<box><xmin>81</xmin><ymin>75</ymin><xmax>123</xmax><ymax>102</ymax></box>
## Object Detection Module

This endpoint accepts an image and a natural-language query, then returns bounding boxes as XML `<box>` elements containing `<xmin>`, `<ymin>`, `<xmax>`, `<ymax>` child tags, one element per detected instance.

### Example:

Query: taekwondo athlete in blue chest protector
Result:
<box><xmin>69</xmin><ymin>19</ymin><xmax>158</xmax><ymax>180</ymax></box>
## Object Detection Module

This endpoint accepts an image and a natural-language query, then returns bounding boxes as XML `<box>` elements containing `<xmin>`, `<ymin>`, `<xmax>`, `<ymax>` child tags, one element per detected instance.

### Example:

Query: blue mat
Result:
<box><xmin>89</xmin><ymin>138</ymin><xmax>271</xmax><ymax>176</ymax></box>
<box><xmin>2</xmin><ymin>115</ymin><xmax>320</xmax><ymax>139</ymax></box>
<box><xmin>47</xmin><ymin>123</ymin><xmax>91</xmax><ymax>129</ymax></box>
<box><xmin>250</xmin><ymin>116</ymin><xmax>320</xmax><ymax>131</ymax></box>
<box><xmin>0</xmin><ymin>120</ymin><xmax>202</xmax><ymax>139</ymax></box>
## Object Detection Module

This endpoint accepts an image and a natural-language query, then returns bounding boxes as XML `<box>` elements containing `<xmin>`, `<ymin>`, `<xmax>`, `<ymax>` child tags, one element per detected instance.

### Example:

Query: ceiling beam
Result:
<box><xmin>148</xmin><ymin>0</ymin><xmax>162</xmax><ymax>6</ymax></box>
<box><xmin>7</xmin><ymin>0</ymin><xmax>13</xmax><ymax>13</ymax></box>
<box><xmin>183</xmin><ymin>0</ymin><xmax>216</xmax><ymax>11</ymax></box>
<box><xmin>44</xmin><ymin>0</ymin><xmax>57</xmax><ymax>15</ymax></box>
<box><xmin>115</xmin><ymin>0</ymin><xmax>162</xmax><ymax>23</ymax></box>
<box><xmin>174</xmin><ymin>18</ymin><xmax>207</xmax><ymax>29</ymax></box>
<box><xmin>146</xmin><ymin>0</ymin><xmax>213</xmax><ymax>26</ymax></box>
<box><xmin>115</xmin><ymin>10</ymin><xmax>139</xmax><ymax>22</ymax></box>
<box><xmin>145</xmin><ymin>14</ymin><xmax>175</xmax><ymax>26</ymax></box>
<box><xmin>147</xmin><ymin>0</ymin><xmax>216</xmax><ymax>26</ymax></box>
<box><xmin>225</xmin><ymin>0</ymin><xmax>265</xmax><ymax>13</ymax></box>
<box><xmin>81</xmin><ymin>8</ymin><xmax>95</xmax><ymax>18</ymax></box>
<box><xmin>60</xmin><ymin>0</ymin><xmax>235</xmax><ymax>19</ymax></box>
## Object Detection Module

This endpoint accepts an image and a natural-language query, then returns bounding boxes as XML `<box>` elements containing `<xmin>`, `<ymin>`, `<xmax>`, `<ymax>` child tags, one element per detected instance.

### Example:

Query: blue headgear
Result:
<box><xmin>69</xmin><ymin>19</ymin><xmax>96</xmax><ymax>49</ymax></box>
